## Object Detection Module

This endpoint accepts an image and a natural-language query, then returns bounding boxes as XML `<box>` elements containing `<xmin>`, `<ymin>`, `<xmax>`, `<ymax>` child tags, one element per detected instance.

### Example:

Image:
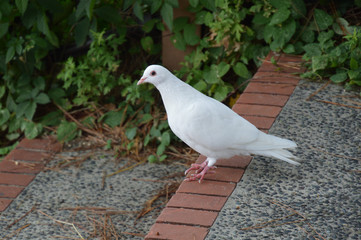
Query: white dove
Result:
<box><xmin>138</xmin><ymin>65</ymin><xmax>299</xmax><ymax>182</ymax></box>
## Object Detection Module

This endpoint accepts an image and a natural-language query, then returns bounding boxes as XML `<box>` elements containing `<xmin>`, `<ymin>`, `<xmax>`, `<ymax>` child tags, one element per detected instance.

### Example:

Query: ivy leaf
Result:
<box><xmin>270</xmin><ymin>0</ymin><xmax>291</xmax><ymax>8</ymax></box>
<box><xmin>330</xmin><ymin>72</ymin><xmax>347</xmax><ymax>83</ymax></box>
<box><xmin>193</xmin><ymin>80</ymin><xmax>207</xmax><ymax>91</ymax></box>
<box><xmin>24</xmin><ymin>121</ymin><xmax>42</xmax><ymax>139</ymax></box>
<box><xmin>161</xmin><ymin>3</ymin><xmax>173</xmax><ymax>31</ymax></box>
<box><xmin>150</xmin><ymin>0</ymin><xmax>162</xmax><ymax>14</ymax></box>
<box><xmin>189</xmin><ymin>0</ymin><xmax>199</xmax><ymax>7</ymax></box>
<box><xmin>0</xmin><ymin>109</ymin><xmax>10</xmax><ymax>125</ymax></box>
<box><xmin>141</xmin><ymin>36</ymin><xmax>154</xmax><ymax>52</ymax></box>
<box><xmin>15</xmin><ymin>0</ymin><xmax>28</xmax><ymax>15</ymax></box>
<box><xmin>312</xmin><ymin>55</ymin><xmax>328</xmax><ymax>72</ymax></box>
<box><xmin>133</xmin><ymin>1</ymin><xmax>144</xmax><ymax>21</ymax></box>
<box><xmin>171</xmin><ymin>32</ymin><xmax>186</xmax><ymax>51</ymax></box>
<box><xmin>5</xmin><ymin>46</ymin><xmax>15</xmax><ymax>63</ymax></box>
<box><xmin>349</xmin><ymin>57</ymin><xmax>358</xmax><ymax>70</ymax></box>
<box><xmin>75</xmin><ymin>17</ymin><xmax>90</xmax><ymax>46</ymax></box>
<box><xmin>303</xmin><ymin>43</ymin><xmax>321</xmax><ymax>57</ymax></box>
<box><xmin>233</xmin><ymin>62</ymin><xmax>250</xmax><ymax>78</ymax></box>
<box><xmin>203</xmin><ymin>65</ymin><xmax>219</xmax><ymax>84</ymax></box>
<box><xmin>0</xmin><ymin>22</ymin><xmax>9</xmax><ymax>38</ymax></box>
<box><xmin>103</xmin><ymin>111</ymin><xmax>122</xmax><ymax>127</ymax></box>
<box><xmin>217</xmin><ymin>62</ymin><xmax>230</xmax><ymax>77</ymax></box>
<box><xmin>57</xmin><ymin>120</ymin><xmax>78</xmax><ymax>142</ymax></box>
<box><xmin>313</xmin><ymin>9</ymin><xmax>333</xmax><ymax>31</ymax></box>
<box><xmin>270</xmin><ymin>8</ymin><xmax>290</xmax><ymax>25</ymax></box>
<box><xmin>125</xmin><ymin>127</ymin><xmax>137</xmax><ymax>140</ymax></box>
<box><xmin>173</xmin><ymin>17</ymin><xmax>189</xmax><ymax>32</ymax></box>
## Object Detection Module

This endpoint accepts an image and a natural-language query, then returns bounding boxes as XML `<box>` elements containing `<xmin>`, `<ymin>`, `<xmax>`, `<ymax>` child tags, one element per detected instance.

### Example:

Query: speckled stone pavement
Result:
<box><xmin>0</xmin><ymin>151</ymin><xmax>185</xmax><ymax>239</ymax></box>
<box><xmin>207</xmin><ymin>80</ymin><xmax>361</xmax><ymax>239</ymax></box>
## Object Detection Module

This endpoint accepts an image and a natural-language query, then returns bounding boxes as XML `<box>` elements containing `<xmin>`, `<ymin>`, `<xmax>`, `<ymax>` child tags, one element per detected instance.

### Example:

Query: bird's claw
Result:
<box><xmin>184</xmin><ymin>165</ymin><xmax>216</xmax><ymax>183</ymax></box>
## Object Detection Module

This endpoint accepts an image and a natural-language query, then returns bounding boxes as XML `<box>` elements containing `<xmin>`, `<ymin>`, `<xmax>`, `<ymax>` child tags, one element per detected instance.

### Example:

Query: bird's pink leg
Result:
<box><xmin>184</xmin><ymin>160</ymin><xmax>208</xmax><ymax>175</ymax></box>
<box><xmin>185</xmin><ymin>165</ymin><xmax>216</xmax><ymax>183</ymax></box>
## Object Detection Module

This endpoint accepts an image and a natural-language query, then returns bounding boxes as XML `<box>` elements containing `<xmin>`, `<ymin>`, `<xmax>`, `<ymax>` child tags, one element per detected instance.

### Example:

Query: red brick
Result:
<box><xmin>157</xmin><ymin>207</ymin><xmax>218</xmax><ymax>227</ymax></box>
<box><xmin>17</xmin><ymin>137</ymin><xmax>62</xmax><ymax>152</ymax></box>
<box><xmin>0</xmin><ymin>198</ymin><xmax>13</xmax><ymax>211</ymax></box>
<box><xmin>177</xmin><ymin>180</ymin><xmax>235</xmax><ymax>196</ymax></box>
<box><xmin>0</xmin><ymin>173</ymin><xmax>35</xmax><ymax>186</ymax></box>
<box><xmin>195</xmin><ymin>155</ymin><xmax>252</xmax><ymax>169</ymax></box>
<box><xmin>186</xmin><ymin>167</ymin><xmax>244</xmax><ymax>183</ymax></box>
<box><xmin>166</xmin><ymin>193</ymin><xmax>227</xmax><ymax>211</ymax></box>
<box><xmin>145</xmin><ymin>223</ymin><xmax>208</xmax><ymax>240</ymax></box>
<box><xmin>242</xmin><ymin>116</ymin><xmax>275</xmax><ymax>130</ymax></box>
<box><xmin>278</xmin><ymin>54</ymin><xmax>304</xmax><ymax>63</ymax></box>
<box><xmin>233</xmin><ymin>104</ymin><xmax>282</xmax><ymax>118</ymax></box>
<box><xmin>244</xmin><ymin>82</ymin><xmax>296</xmax><ymax>96</ymax></box>
<box><xmin>5</xmin><ymin>149</ymin><xmax>49</xmax><ymax>162</ymax></box>
<box><xmin>252</xmin><ymin>75</ymin><xmax>300</xmax><ymax>85</ymax></box>
<box><xmin>258</xmin><ymin>62</ymin><xmax>303</xmax><ymax>73</ymax></box>
<box><xmin>0</xmin><ymin>159</ymin><xmax>44</xmax><ymax>174</ymax></box>
<box><xmin>0</xmin><ymin>185</ymin><xmax>24</xmax><ymax>198</ymax></box>
<box><xmin>236</xmin><ymin>93</ymin><xmax>289</xmax><ymax>107</ymax></box>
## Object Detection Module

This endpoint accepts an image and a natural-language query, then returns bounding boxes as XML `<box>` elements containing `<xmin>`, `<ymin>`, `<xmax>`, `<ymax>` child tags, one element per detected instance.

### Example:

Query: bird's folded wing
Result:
<box><xmin>178</xmin><ymin>97</ymin><xmax>260</xmax><ymax>152</ymax></box>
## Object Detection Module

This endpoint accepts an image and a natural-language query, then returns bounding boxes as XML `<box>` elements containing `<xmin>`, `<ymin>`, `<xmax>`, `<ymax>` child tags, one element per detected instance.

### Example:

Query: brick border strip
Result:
<box><xmin>145</xmin><ymin>52</ymin><xmax>305</xmax><ymax>239</ymax></box>
<box><xmin>0</xmin><ymin>137</ymin><xmax>62</xmax><ymax>211</ymax></box>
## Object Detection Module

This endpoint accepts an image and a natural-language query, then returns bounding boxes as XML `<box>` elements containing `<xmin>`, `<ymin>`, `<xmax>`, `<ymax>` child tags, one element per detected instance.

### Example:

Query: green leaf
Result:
<box><xmin>161</xmin><ymin>132</ymin><xmax>170</xmax><ymax>146</ymax></box>
<box><xmin>133</xmin><ymin>1</ymin><xmax>144</xmax><ymax>21</ymax></box>
<box><xmin>0</xmin><ymin>22</ymin><xmax>9</xmax><ymax>38</ymax></box>
<box><xmin>270</xmin><ymin>8</ymin><xmax>290</xmax><ymax>25</ymax></box>
<box><xmin>173</xmin><ymin>17</ymin><xmax>188</xmax><ymax>32</ymax></box>
<box><xmin>301</xmin><ymin>27</ymin><xmax>315</xmax><ymax>43</ymax></box>
<box><xmin>312</xmin><ymin>55</ymin><xmax>328</xmax><ymax>72</ymax></box>
<box><xmin>203</xmin><ymin>65</ymin><xmax>219</xmax><ymax>84</ymax></box>
<box><xmin>303</xmin><ymin>43</ymin><xmax>321</xmax><ymax>57</ymax></box>
<box><xmin>57</xmin><ymin>120</ymin><xmax>78</xmax><ymax>142</ymax></box>
<box><xmin>217</xmin><ymin>62</ymin><xmax>230</xmax><ymax>77</ymax></box>
<box><xmin>125</xmin><ymin>127</ymin><xmax>137</xmax><ymax>140</ymax></box>
<box><xmin>34</xmin><ymin>76</ymin><xmax>45</xmax><ymax>91</ymax></box>
<box><xmin>348</xmin><ymin>69</ymin><xmax>361</xmax><ymax>80</ymax></box>
<box><xmin>252</xmin><ymin>13</ymin><xmax>268</xmax><ymax>25</ymax></box>
<box><xmin>141</xmin><ymin>36</ymin><xmax>154</xmax><ymax>52</ymax></box>
<box><xmin>5</xmin><ymin>46</ymin><xmax>15</xmax><ymax>63</ymax></box>
<box><xmin>143</xmin><ymin>19</ymin><xmax>157</xmax><ymax>33</ymax></box>
<box><xmin>102</xmin><ymin>111</ymin><xmax>122</xmax><ymax>128</ymax></box>
<box><xmin>35</xmin><ymin>93</ymin><xmax>50</xmax><ymax>104</ymax></box>
<box><xmin>213</xmin><ymin>84</ymin><xmax>232</xmax><ymax>101</ymax></box>
<box><xmin>16</xmin><ymin>101</ymin><xmax>36</xmax><ymax>119</ymax></box>
<box><xmin>15</xmin><ymin>0</ymin><xmax>28</xmax><ymax>15</ymax></box>
<box><xmin>270</xmin><ymin>0</ymin><xmax>291</xmax><ymax>9</ymax></box>
<box><xmin>24</xmin><ymin>121</ymin><xmax>42</xmax><ymax>139</ymax></box>
<box><xmin>147</xmin><ymin>154</ymin><xmax>157</xmax><ymax>163</ymax></box>
<box><xmin>193</xmin><ymin>80</ymin><xmax>207</xmax><ymax>91</ymax></box>
<box><xmin>183</xmin><ymin>24</ymin><xmax>200</xmax><ymax>45</ymax></box>
<box><xmin>330</xmin><ymin>72</ymin><xmax>347</xmax><ymax>83</ymax></box>
<box><xmin>156</xmin><ymin>143</ymin><xmax>166</xmax><ymax>156</ymax></box>
<box><xmin>189</xmin><ymin>0</ymin><xmax>199</xmax><ymax>7</ymax></box>
<box><xmin>291</xmin><ymin>0</ymin><xmax>306</xmax><ymax>19</ymax></box>
<box><xmin>161</xmin><ymin>3</ymin><xmax>173</xmax><ymax>31</ymax></box>
<box><xmin>350</xmin><ymin>57</ymin><xmax>358</xmax><ymax>70</ymax></box>
<box><xmin>313</xmin><ymin>9</ymin><xmax>333</xmax><ymax>31</ymax></box>
<box><xmin>0</xmin><ymin>109</ymin><xmax>10</xmax><ymax>125</ymax></box>
<box><xmin>150</xmin><ymin>0</ymin><xmax>162</xmax><ymax>14</ymax></box>
<box><xmin>283</xmin><ymin>43</ymin><xmax>295</xmax><ymax>53</ymax></box>
<box><xmin>139</xmin><ymin>113</ymin><xmax>153</xmax><ymax>124</ymax></box>
<box><xmin>74</xmin><ymin>17</ymin><xmax>90</xmax><ymax>46</ymax></box>
<box><xmin>233</xmin><ymin>62</ymin><xmax>250</xmax><ymax>78</ymax></box>
<box><xmin>318</xmin><ymin>30</ymin><xmax>334</xmax><ymax>45</ymax></box>
<box><xmin>171</xmin><ymin>32</ymin><xmax>186</xmax><ymax>51</ymax></box>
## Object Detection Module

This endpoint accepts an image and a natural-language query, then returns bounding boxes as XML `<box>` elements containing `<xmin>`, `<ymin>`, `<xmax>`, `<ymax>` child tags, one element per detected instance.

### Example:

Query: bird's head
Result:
<box><xmin>137</xmin><ymin>65</ymin><xmax>170</xmax><ymax>86</ymax></box>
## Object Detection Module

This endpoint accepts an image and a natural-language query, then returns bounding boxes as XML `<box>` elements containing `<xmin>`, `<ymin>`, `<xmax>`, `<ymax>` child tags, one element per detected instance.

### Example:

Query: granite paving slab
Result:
<box><xmin>207</xmin><ymin>80</ymin><xmax>361</xmax><ymax>239</ymax></box>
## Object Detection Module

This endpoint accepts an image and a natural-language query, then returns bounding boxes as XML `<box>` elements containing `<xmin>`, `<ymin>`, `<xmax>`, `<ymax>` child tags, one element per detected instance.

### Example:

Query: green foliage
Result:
<box><xmin>0</xmin><ymin>0</ymin><xmax>360</xmax><ymax>160</ymax></box>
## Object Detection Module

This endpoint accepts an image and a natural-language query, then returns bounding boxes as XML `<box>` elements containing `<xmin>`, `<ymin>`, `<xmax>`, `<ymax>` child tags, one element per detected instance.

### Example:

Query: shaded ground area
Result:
<box><xmin>0</xmin><ymin>150</ymin><xmax>186</xmax><ymax>239</ymax></box>
<box><xmin>207</xmin><ymin>80</ymin><xmax>361</xmax><ymax>239</ymax></box>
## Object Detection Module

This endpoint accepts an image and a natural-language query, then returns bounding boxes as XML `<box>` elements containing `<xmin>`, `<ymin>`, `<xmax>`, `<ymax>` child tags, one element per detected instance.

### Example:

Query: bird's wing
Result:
<box><xmin>172</xmin><ymin>95</ymin><xmax>260</xmax><ymax>153</ymax></box>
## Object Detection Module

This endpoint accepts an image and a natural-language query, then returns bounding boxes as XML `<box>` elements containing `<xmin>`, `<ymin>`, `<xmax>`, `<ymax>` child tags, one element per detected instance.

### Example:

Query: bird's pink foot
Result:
<box><xmin>184</xmin><ymin>161</ymin><xmax>208</xmax><ymax>175</ymax></box>
<box><xmin>185</xmin><ymin>163</ymin><xmax>216</xmax><ymax>183</ymax></box>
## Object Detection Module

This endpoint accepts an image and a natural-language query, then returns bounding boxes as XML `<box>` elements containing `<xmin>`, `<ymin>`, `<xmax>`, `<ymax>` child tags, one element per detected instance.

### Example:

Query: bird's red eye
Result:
<box><xmin>150</xmin><ymin>71</ymin><xmax>156</xmax><ymax>76</ymax></box>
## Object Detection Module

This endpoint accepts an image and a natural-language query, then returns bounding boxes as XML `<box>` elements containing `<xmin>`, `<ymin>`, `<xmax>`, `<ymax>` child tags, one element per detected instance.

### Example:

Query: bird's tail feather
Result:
<box><xmin>246</xmin><ymin>132</ymin><xmax>299</xmax><ymax>165</ymax></box>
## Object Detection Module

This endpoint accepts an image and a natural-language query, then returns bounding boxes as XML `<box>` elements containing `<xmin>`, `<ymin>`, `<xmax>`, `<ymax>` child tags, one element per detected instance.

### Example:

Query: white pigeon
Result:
<box><xmin>138</xmin><ymin>65</ymin><xmax>299</xmax><ymax>182</ymax></box>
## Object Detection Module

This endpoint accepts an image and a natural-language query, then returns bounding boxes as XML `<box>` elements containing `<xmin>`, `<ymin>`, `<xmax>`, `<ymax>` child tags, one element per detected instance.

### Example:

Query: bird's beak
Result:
<box><xmin>137</xmin><ymin>77</ymin><xmax>147</xmax><ymax>85</ymax></box>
